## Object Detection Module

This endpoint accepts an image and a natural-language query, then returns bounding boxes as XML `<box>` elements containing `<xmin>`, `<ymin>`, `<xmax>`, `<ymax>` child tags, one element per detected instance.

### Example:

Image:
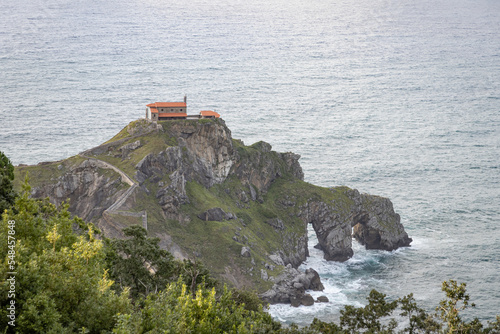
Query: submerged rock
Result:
<box><xmin>317</xmin><ymin>296</ymin><xmax>329</xmax><ymax>303</ymax></box>
<box><xmin>291</xmin><ymin>294</ymin><xmax>314</xmax><ymax>307</ymax></box>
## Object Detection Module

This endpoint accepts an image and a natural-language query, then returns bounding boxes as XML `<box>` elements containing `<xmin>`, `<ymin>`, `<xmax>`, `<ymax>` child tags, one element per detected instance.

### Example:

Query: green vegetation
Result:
<box><xmin>106</xmin><ymin>225</ymin><xmax>216</xmax><ymax>300</ymax></box>
<box><xmin>112</xmin><ymin>281</ymin><xmax>279</xmax><ymax>334</ymax></box>
<box><xmin>171</xmin><ymin>177</ymin><xmax>312</xmax><ymax>290</ymax></box>
<box><xmin>106</xmin><ymin>225</ymin><xmax>179</xmax><ymax>299</ymax></box>
<box><xmin>103</xmin><ymin>119</ymin><xmax>154</xmax><ymax>145</ymax></box>
<box><xmin>307</xmin><ymin>282</ymin><xmax>500</xmax><ymax>334</ymax></box>
<box><xmin>1</xmin><ymin>155</ymin><xmax>499</xmax><ymax>333</ymax></box>
<box><xmin>0</xmin><ymin>183</ymin><xmax>131</xmax><ymax>333</ymax></box>
<box><xmin>12</xmin><ymin>120</ymin><xmax>328</xmax><ymax>293</ymax></box>
<box><xmin>0</xmin><ymin>151</ymin><xmax>16</xmax><ymax>213</ymax></box>
<box><xmin>95</xmin><ymin>132</ymin><xmax>172</xmax><ymax>181</ymax></box>
<box><xmin>13</xmin><ymin>155</ymin><xmax>87</xmax><ymax>190</ymax></box>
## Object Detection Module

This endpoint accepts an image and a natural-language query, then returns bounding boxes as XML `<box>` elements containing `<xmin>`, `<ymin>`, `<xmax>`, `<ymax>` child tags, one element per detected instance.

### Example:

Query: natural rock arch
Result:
<box><xmin>302</xmin><ymin>188</ymin><xmax>412</xmax><ymax>262</ymax></box>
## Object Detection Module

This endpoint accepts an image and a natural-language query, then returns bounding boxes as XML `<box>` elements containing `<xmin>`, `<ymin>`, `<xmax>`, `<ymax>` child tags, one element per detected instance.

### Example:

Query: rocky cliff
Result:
<box><xmin>15</xmin><ymin>118</ymin><xmax>411</xmax><ymax>304</ymax></box>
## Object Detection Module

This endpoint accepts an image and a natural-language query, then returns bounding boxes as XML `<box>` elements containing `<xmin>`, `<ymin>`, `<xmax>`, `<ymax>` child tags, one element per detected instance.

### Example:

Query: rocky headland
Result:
<box><xmin>15</xmin><ymin>118</ymin><xmax>412</xmax><ymax>306</ymax></box>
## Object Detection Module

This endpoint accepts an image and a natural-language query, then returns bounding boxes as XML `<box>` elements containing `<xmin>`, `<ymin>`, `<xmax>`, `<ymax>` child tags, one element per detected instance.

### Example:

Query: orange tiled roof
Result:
<box><xmin>147</xmin><ymin>102</ymin><xmax>186</xmax><ymax>108</ymax></box>
<box><xmin>158</xmin><ymin>113</ymin><xmax>187</xmax><ymax>118</ymax></box>
<box><xmin>200</xmin><ymin>110</ymin><xmax>220</xmax><ymax>118</ymax></box>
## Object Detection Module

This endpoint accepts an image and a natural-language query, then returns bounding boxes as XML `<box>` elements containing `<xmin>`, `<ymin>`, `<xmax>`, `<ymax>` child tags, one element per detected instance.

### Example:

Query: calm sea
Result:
<box><xmin>1</xmin><ymin>0</ymin><xmax>499</xmax><ymax>325</ymax></box>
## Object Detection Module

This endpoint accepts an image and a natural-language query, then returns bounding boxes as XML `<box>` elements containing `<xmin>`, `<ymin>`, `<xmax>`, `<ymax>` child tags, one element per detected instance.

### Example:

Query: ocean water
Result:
<box><xmin>1</xmin><ymin>0</ymin><xmax>499</xmax><ymax>325</ymax></box>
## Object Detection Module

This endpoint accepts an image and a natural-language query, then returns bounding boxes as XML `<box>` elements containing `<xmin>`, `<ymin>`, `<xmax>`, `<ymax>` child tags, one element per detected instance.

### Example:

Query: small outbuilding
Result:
<box><xmin>200</xmin><ymin>110</ymin><xmax>220</xmax><ymax>119</ymax></box>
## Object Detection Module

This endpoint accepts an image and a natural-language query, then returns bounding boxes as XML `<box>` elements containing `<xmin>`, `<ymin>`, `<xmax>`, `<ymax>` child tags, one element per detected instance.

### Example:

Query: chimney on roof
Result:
<box><xmin>184</xmin><ymin>95</ymin><xmax>187</xmax><ymax>104</ymax></box>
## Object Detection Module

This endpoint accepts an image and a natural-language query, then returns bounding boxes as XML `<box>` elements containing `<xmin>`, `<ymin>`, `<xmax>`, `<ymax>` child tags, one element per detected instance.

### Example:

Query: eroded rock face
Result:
<box><xmin>156</xmin><ymin>170</ymin><xmax>189</xmax><ymax>218</ymax></box>
<box><xmin>278</xmin><ymin>233</ymin><xmax>309</xmax><ymax>269</ymax></box>
<box><xmin>348</xmin><ymin>190</ymin><xmax>412</xmax><ymax>250</ymax></box>
<box><xmin>94</xmin><ymin>120</ymin><xmax>409</xmax><ymax>267</ymax></box>
<box><xmin>136</xmin><ymin>147</ymin><xmax>183</xmax><ymax>184</ymax></box>
<box><xmin>301</xmin><ymin>201</ymin><xmax>354</xmax><ymax>262</ymax></box>
<box><xmin>135</xmin><ymin>121</ymin><xmax>236</xmax><ymax>189</ymax></box>
<box><xmin>301</xmin><ymin>188</ymin><xmax>412</xmax><ymax>262</ymax></box>
<box><xmin>166</xmin><ymin>122</ymin><xmax>236</xmax><ymax>188</ymax></box>
<box><xmin>31</xmin><ymin>159</ymin><xmax>125</xmax><ymax>221</ymax></box>
<box><xmin>135</xmin><ymin>122</ymin><xmax>305</xmax><ymax>225</ymax></box>
<box><xmin>233</xmin><ymin>141</ymin><xmax>304</xmax><ymax>194</ymax></box>
<box><xmin>119</xmin><ymin>140</ymin><xmax>141</xmax><ymax>159</ymax></box>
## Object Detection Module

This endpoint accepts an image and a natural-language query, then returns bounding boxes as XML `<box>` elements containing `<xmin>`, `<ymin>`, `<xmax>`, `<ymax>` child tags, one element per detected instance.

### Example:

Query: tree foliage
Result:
<box><xmin>106</xmin><ymin>225</ymin><xmax>217</xmax><ymax>300</ymax></box>
<box><xmin>106</xmin><ymin>225</ymin><xmax>178</xmax><ymax>299</ymax></box>
<box><xmin>340</xmin><ymin>289</ymin><xmax>398</xmax><ymax>333</ymax></box>
<box><xmin>0</xmin><ymin>151</ymin><xmax>15</xmax><ymax>215</ymax></box>
<box><xmin>398</xmin><ymin>293</ymin><xmax>441</xmax><ymax>334</ymax></box>
<box><xmin>436</xmin><ymin>280</ymin><xmax>484</xmax><ymax>334</ymax></box>
<box><xmin>309</xmin><ymin>280</ymin><xmax>500</xmax><ymax>334</ymax></box>
<box><xmin>112</xmin><ymin>279</ymin><xmax>280</xmax><ymax>334</ymax></box>
<box><xmin>0</xmin><ymin>183</ymin><xmax>131</xmax><ymax>333</ymax></box>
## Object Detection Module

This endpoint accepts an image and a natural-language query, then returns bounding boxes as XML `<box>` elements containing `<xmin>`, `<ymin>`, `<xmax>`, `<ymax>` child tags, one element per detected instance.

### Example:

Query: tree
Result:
<box><xmin>107</xmin><ymin>225</ymin><xmax>218</xmax><ymax>300</ymax></box>
<box><xmin>485</xmin><ymin>316</ymin><xmax>500</xmax><ymax>333</ymax></box>
<box><xmin>340</xmin><ymin>289</ymin><xmax>398</xmax><ymax>333</ymax></box>
<box><xmin>0</xmin><ymin>183</ymin><xmax>131</xmax><ymax>333</ymax></box>
<box><xmin>0</xmin><ymin>151</ymin><xmax>15</xmax><ymax>214</ymax></box>
<box><xmin>230</xmin><ymin>287</ymin><xmax>269</xmax><ymax>313</ymax></box>
<box><xmin>437</xmin><ymin>280</ymin><xmax>484</xmax><ymax>334</ymax></box>
<box><xmin>308</xmin><ymin>318</ymin><xmax>344</xmax><ymax>333</ymax></box>
<box><xmin>398</xmin><ymin>293</ymin><xmax>441</xmax><ymax>334</ymax></box>
<box><xmin>180</xmin><ymin>257</ymin><xmax>218</xmax><ymax>297</ymax></box>
<box><xmin>107</xmin><ymin>225</ymin><xmax>179</xmax><ymax>299</ymax></box>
